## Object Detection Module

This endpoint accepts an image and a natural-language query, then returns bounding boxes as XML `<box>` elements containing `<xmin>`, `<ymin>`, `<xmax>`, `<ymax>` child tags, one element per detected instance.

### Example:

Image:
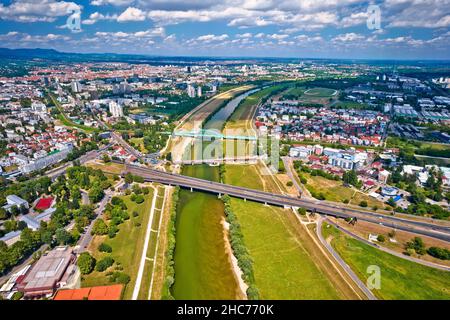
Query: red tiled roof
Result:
<box><xmin>54</xmin><ymin>285</ymin><xmax>123</xmax><ymax>301</ymax></box>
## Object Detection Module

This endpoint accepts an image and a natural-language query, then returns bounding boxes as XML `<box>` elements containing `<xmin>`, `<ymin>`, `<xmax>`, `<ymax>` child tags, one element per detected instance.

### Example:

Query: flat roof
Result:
<box><xmin>22</xmin><ymin>247</ymin><xmax>73</xmax><ymax>293</ymax></box>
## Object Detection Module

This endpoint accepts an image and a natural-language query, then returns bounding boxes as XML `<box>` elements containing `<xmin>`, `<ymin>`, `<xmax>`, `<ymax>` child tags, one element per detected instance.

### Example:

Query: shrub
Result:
<box><xmin>133</xmin><ymin>194</ymin><xmax>145</xmax><ymax>204</ymax></box>
<box><xmin>109</xmin><ymin>272</ymin><xmax>130</xmax><ymax>284</ymax></box>
<box><xmin>286</xmin><ymin>181</ymin><xmax>293</xmax><ymax>187</ymax></box>
<box><xmin>427</xmin><ymin>247</ymin><xmax>450</xmax><ymax>260</ymax></box>
<box><xmin>98</xmin><ymin>243</ymin><xmax>112</xmax><ymax>253</ymax></box>
<box><xmin>359</xmin><ymin>201</ymin><xmax>368</xmax><ymax>208</ymax></box>
<box><xmin>95</xmin><ymin>257</ymin><xmax>115</xmax><ymax>272</ymax></box>
<box><xmin>297</xmin><ymin>208</ymin><xmax>307</xmax><ymax>215</ymax></box>
<box><xmin>377</xmin><ymin>235</ymin><xmax>386</xmax><ymax>242</ymax></box>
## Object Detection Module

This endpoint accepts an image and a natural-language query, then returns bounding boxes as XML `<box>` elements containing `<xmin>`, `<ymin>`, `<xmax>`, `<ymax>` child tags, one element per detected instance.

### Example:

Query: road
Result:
<box><xmin>75</xmin><ymin>190</ymin><xmax>112</xmax><ymax>254</ymax></box>
<box><xmin>316</xmin><ymin>217</ymin><xmax>377</xmax><ymax>300</ymax></box>
<box><xmin>120</xmin><ymin>163</ymin><xmax>450</xmax><ymax>243</ymax></box>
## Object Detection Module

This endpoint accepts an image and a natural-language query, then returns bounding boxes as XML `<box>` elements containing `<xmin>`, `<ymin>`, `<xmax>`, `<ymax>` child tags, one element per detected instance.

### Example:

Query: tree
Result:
<box><xmin>343</xmin><ymin>170</ymin><xmax>361</xmax><ymax>188</ymax></box>
<box><xmin>427</xmin><ymin>247</ymin><xmax>450</xmax><ymax>260</ymax></box>
<box><xmin>124</xmin><ymin>173</ymin><xmax>134</xmax><ymax>184</ymax></box>
<box><xmin>387</xmin><ymin>197</ymin><xmax>397</xmax><ymax>208</ymax></box>
<box><xmin>77</xmin><ymin>252</ymin><xmax>96</xmax><ymax>275</ymax></box>
<box><xmin>297</xmin><ymin>208</ymin><xmax>307</xmax><ymax>215</ymax></box>
<box><xmin>377</xmin><ymin>235</ymin><xmax>386</xmax><ymax>242</ymax></box>
<box><xmin>88</xmin><ymin>186</ymin><xmax>104</xmax><ymax>203</ymax></box>
<box><xmin>55</xmin><ymin>228</ymin><xmax>73</xmax><ymax>245</ymax></box>
<box><xmin>102</xmin><ymin>154</ymin><xmax>111</xmax><ymax>163</ymax></box>
<box><xmin>359</xmin><ymin>200</ymin><xmax>368</xmax><ymax>208</ymax></box>
<box><xmin>91</xmin><ymin>219</ymin><xmax>109</xmax><ymax>235</ymax></box>
<box><xmin>405</xmin><ymin>237</ymin><xmax>426</xmax><ymax>255</ymax></box>
<box><xmin>95</xmin><ymin>256</ymin><xmax>114</xmax><ymax>272</ymax></box>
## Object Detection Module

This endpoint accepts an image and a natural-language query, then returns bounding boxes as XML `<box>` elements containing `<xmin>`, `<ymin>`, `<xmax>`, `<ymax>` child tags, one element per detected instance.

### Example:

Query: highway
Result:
<box><xmin>122</xmin><ymin>163</ymin><xmax>450</xmax><ymax>243</ymax></box>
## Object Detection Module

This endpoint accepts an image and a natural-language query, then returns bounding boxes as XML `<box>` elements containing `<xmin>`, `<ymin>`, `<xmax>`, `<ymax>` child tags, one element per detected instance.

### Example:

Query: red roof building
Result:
<box><xmin>54</xmin><ymin>285</ymin><xmax>123</xmax><ymax>300</ymax></box>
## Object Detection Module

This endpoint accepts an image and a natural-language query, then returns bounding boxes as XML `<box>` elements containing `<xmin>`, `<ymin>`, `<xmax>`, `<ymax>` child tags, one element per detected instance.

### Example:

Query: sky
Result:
<box><xmin>0</xmin><ymin>0</ymin><xmax>449</xmax><ymax>60</ymax></box>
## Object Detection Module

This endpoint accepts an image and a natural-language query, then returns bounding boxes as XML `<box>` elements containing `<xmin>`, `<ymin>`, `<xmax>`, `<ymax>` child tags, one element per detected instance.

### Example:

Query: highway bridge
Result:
<box><xmin>123</xmin><ymin>163</ymin><xmax>450</xmax><ymax>243</ymax></box>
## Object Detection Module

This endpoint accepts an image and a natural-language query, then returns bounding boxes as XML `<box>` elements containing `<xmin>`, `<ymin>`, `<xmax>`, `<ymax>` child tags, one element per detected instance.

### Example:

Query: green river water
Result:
<box><xmin>170</xmin><ymin>90</ymin><xmax>257</xmax><ymax>299</ymax></box>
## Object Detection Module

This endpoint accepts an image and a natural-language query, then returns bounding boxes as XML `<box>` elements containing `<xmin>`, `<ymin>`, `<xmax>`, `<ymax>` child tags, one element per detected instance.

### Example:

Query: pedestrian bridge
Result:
<box><xmin>172</xmin><ymin>129</ymin><xmax>257</xmax><ymax>141</ymax></box>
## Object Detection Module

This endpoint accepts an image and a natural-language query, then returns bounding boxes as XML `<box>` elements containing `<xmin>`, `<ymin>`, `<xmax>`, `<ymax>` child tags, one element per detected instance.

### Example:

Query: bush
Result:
<box><xmin>109</xmin><ymin>272</ymin><xmax>130</xmax><ymax>284</ymax></box>
<box><xmin>377</xmin><ymin>235</ymin><xmax>386</xmax><ymax>242</ymax></box>
<box><xmin>98</xmin><ymin>243</ymin><xmax>112</xmax><ymax>253</ymax></box>
<box><xmin>286</xmin><ymin>181</ymin><xmax>293</xmax><ymax>187</ymax></box>
<box><xmin>405</xmin><ymin>237</ymin><xmax>426</xmax><ymax>255</ymax></box>
<box><xmin>133</xmin><ymin>194</ymin><xmax>145</xmax><ymax>204</ymax></box>
<box><xmin>77</xmin><ymin>252</ymin><xmax>96</xmax><ymax>275</ymax></box>
<box><xmin>297</xmin><ymin>208</ymin><xmax>307</xmax><ymax>216</ymax></box>
<box><xmin>95</xmin><ymin>257</ymin><xmax>115</xmax><ymax>272</ymax></box>
<box><xmin>427</xmin><ymin>247</ymin><xmax>450</xmax><ymax>260</ymax></box>
<box><xmin>343</xmin><ymin>199</ymin><xmax>350</xmax><ymax>204</ymax></box>
<box><xmin>246</xmin><ymin>285</ymin><xmax>260</xmax><ymax>300</ymax></box>
<box><xmin>108</xmin><ymin>225</ymin><xmax>119</xmax><ymax>238</ymax></box>
<box><xmin>359</xmin><ymin>201</ymin><xmax>368</xmax><ymax>208</ymax></box>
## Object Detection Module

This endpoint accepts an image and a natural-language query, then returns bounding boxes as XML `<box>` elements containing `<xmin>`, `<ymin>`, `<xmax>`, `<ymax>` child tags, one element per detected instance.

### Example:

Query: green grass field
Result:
<box><xmin>322</xmin><ymin>223</ymin><xmax>450</xmax><ymax>300</ymax></box>
<box><xmin>81</xmin><ymin>192</ymin><xmax>154</xmax><ymax>300</ymax></box>
<box><xmin>303</xmin><ymin>87</ymin><xmax>338</xmax><ymax>97</ymax></box>
<box><xmin>303</xmin><ymin>173</ymin><xmax>385</xmax><ymax>208</ymax></box>
<box><xmin>224</xmin><ymin>165</ymin><xmax>342</xmax><ymax>299</ymax></box>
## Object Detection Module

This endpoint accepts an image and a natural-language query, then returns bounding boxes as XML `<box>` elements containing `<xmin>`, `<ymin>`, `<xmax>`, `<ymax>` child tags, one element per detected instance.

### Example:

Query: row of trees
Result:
<box><xmin>222</xmin><ymin>195</ymin><xmax>260</xmax><ymax>300</ymax></box>
<box><xmin>404</xmin><ymin>237</ymin><xmax>450</xmax><ymax>260</ymax></box>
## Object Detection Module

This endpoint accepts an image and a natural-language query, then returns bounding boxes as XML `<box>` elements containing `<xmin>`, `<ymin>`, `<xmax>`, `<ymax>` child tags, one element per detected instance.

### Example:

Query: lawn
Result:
<box><xmin>129</xmin><ymin>137</ymin><xmax>147</xmax><ymax>153</ymax></box>
<box><xmin>224</xmin><ymin>164</ymin><xmax>344</xmax><ymax>299</ymax></box>
<box><xmin>322</xmin><ymin>222</ymin><xmax>450</xmax><ymax>300</ymax></box>
<box><xmin>81</xmin><ymin>191</ymin><xmax>154</xmax><ymax>300</ymax></box>
<box><xmin>302</xmin><ymin>173</ymin><xmax>385</xmax><ymax>207</ymax></box>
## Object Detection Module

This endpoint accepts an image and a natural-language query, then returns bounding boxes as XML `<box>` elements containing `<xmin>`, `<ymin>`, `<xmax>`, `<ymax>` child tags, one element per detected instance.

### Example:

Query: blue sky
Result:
<box><xmin>0</xmin><ymin>0</ymin><xmax>449</xmax><ymax>59</ymax></box>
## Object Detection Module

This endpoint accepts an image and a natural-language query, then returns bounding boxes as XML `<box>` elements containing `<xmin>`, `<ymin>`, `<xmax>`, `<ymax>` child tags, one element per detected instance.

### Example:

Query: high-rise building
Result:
<box><xmin>187</xmin><ymin>84</ymin><xmax>196</xmax><ymax>98</ymax></box>
<box><xmin>71</xmin><ymin>81</ymin><xmax>82</xmax><ymax>93</ymax></box>
<box><xmin>197</xmin><ymin>86</ymin><xmax>202</xmax><ymax>97</ymax></box>
<box><xmin>109</xmin><ymin>101</ymin><xmax>124</xmax><ymax>118</ymax></box>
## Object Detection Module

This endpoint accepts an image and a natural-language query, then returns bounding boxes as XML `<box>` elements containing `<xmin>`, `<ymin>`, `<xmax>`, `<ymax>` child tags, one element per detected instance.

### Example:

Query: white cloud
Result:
<box><xmin>196</xmin><ymin>34</ymin><xmax>229</xmax><ymax>42</ymax></box>
<box><xmin>333</xmin><ymin>32</ymin><xmax>365</xmax><ymax>42</ymax></box>
<box><xmin>117</xmin><ymin>7</ymin><xmax>146</xmax><ymax>22</ymax></box>
<box><xmin>91</xmin><ymin>0</ymin><xmax>133</xmax><ymax>6</ymax></box>
<box><xmin>236</xmin><ymin>32</ymin><xmax>252</xmax><ymax>38</ymax></box>
<box><xmin>82</xmin><ymin>12</ymin><xmax>117</xmax><ymax>25</ymax></box>
<box><xmin>0</xmin><ymin>0</ymin><xmax>81</xmax><ymax>23</ymax></box>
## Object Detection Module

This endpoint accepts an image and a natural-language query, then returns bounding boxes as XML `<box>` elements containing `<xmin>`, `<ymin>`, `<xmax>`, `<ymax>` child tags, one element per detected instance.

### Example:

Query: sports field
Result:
<box><xmin>322</xmin><ymin>222</ymin><xmax>450</xmax><ymax>300</ymax></box>
<box><xmin>304</xmin><ymin>87</ymin><xmax>338</xmax><ymax>97</ymax></box>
